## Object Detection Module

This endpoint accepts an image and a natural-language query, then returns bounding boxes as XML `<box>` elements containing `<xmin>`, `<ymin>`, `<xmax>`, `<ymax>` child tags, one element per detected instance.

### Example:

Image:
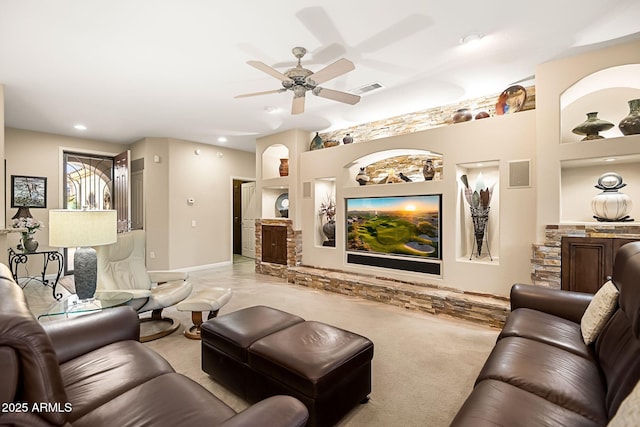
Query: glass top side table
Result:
<box><xmin>37</xmin><ymin>292</ymin><xmax>133</xmax><ymax>320</ymax></box>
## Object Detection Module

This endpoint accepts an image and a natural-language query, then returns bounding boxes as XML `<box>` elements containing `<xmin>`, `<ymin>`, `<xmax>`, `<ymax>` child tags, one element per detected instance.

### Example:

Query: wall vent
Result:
<box><xmin>351</xmin><ymin>82</ymin><xmax>384</xmax><ymax>95</ymax></box>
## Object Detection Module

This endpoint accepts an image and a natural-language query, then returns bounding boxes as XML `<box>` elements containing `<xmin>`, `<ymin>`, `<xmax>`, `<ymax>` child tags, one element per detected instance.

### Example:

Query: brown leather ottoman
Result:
<box><xmin>248</xmin><ymin>320</ymin><xmax>374</xmax><ymax>427</ymax></box>
<box><xmin>201</xmin><ymin>305</ymin><xmax>305</xmax><ymax>399</ymax></box>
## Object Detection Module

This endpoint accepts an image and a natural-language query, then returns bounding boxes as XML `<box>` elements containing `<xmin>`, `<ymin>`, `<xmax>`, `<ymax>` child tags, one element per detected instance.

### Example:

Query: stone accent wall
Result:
<box><xmin>255</xmin><ymin>219</ymin><xmax>302</xmax><ymax>279</ymax></box>
<box><xmin>531</xmin><ymin>224</ymin><xmax>640</xmax><ymax>288</ymax></box>
<box><xmin>318</xmin><ymin>86</ymin><xmax>535</xmax><ymax>144</ymax></box>
<box><xmin>288</xmin><ymin>266</ymin><xmax>509</xmax><ymax>329</ymax></box>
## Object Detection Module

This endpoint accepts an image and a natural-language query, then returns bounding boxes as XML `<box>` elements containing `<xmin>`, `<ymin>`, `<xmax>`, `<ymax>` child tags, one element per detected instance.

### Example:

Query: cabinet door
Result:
<box><xmin>262</xmin><ymin>225</ymin><xmax>287</xmax><ymax>265</ymax></box>
<box><xmin>561</xmin><ymin>237</ymin><xmax>612</xmax><ymax>294</ymax></box>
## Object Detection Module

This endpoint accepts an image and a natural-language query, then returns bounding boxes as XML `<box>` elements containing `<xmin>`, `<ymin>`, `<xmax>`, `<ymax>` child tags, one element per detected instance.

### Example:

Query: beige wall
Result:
<box><xmin>4</xmin><ymin>129</ymin><xmax>256</xmax><ymax>272</ymax></box>
<box><xmin>0</xmin><ymin>86</ymin><xmax>6</xmax><ymax>255</ymax></box>
<box><xmin>4</xmin><ymin>128</ymin><xmax>127</xmax><ymax>250</ymax></box>
<box><xmin>131</xmin><ymin>137</ymin><xmax>255</xmax><ymax>270</ymax></box>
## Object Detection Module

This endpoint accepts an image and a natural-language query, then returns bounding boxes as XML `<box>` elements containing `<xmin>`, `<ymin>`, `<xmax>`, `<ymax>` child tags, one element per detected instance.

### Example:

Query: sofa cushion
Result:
<box><xmin>450</xmin><ymin>379</ymin><xmax>603</xmax><ymax>427</ymax></box>
<box><xmin>476</xmin><ymin>337</ymin><xmax>607</xmax><ymax>424</ymax></box>
<box><xmin>60</xmin><ymin>340</ymin><xmax>175</xmax><ymax>422</ymax></box>
<box><xmin>499</xmin><ymin>308</ymin><xmax>592</xmax><ymax>359</ymax></box>
<box><xmin>581</xmin><ymin>280</ymin><xmax>619</xmax><ymax>345</ymax></box>
<box><xmin>595</xmin><ymin>309</ymin><xmax>640</xmax><ymax>419</ymax></box>
<box><xmin>608</xmin><ymin>379</ymin><xmax>640</xmax><ymax>427</ymax></box>
<box><xmin>72</xmin><ymin>373</ymin><xmax>237</xmax><ymax>427</ymax></box>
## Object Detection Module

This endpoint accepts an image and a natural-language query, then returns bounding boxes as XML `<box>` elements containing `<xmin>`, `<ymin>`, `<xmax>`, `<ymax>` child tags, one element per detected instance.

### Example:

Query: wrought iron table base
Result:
<box><xmin>8</xmin><ymin>248</ymin><xmax>64</xmax><ymax>300</ymax></box>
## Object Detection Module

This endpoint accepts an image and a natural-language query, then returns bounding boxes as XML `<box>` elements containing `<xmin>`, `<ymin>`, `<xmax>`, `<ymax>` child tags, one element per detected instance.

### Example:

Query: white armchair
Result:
<box><xmin>95</xmin><ymin>230</ymin><xmax>193</xmax><ymax>341</ymax></box>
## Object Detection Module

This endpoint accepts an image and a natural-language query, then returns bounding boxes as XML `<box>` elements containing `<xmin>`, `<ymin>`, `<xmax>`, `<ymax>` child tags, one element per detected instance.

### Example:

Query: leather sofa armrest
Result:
<box><xmin>218</xmin><ymin>396</ymin><xmax>309</xmax><ymax>427</ymax></box>
<box><xmin>42</xmin><ymin>306</ymin><xmax>140</xmax><ymax>364</ymax></box>
<box><xmin>510</xmin><ymin>283</ymin><xmax>593</xmax><ymax>323</ymax></box>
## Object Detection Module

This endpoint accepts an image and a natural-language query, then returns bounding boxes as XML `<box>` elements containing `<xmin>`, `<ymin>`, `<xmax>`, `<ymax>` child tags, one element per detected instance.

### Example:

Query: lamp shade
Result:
<box><xmin>49</xmin><ymin>210</ymin><xmax>117</xmax><ymax>248</ymax></box>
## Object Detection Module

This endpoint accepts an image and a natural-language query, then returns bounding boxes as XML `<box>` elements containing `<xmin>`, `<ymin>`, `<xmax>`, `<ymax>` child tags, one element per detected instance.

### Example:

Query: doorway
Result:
<box><xmin>232</xmin><ymin>179</ymin><xmax>256</xmax><ymax>260</ymax></box>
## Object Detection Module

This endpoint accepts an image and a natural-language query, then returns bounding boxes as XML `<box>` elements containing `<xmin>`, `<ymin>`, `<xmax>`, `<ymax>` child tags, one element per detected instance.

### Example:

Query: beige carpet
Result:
<box><xmin>26</xmin><ymin>258</ymin><xmax>499</xmax><ymax>427</ymax></box>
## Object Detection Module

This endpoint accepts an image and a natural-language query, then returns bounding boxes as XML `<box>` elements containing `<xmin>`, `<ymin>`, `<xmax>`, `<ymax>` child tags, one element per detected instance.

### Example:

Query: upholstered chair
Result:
<box><xmin>95</xmin><ymin>230</ymin><xmax>192</xmax><ymax>341</ymax></box>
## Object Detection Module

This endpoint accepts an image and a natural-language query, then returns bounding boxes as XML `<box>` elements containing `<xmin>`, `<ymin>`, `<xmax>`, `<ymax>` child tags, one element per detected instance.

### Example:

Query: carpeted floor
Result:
<box><xmin>25</xmin><ymin>257</ymin><xmax>499</xmax><ymax>427</ymax></box>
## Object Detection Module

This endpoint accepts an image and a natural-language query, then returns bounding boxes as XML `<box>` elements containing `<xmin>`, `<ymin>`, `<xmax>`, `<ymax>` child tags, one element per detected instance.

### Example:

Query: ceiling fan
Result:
<box><xmin>236</xmin><ymin>47</ymin><xmax>361</xmax><ymax>114</ymax></box>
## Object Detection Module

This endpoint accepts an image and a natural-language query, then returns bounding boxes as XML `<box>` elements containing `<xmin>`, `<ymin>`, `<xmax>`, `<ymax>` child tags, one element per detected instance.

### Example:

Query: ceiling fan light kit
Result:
<box><xmin>237</xmin><ymin>46</ymin><xmax>361</xmax><ymax>115</ymax></box>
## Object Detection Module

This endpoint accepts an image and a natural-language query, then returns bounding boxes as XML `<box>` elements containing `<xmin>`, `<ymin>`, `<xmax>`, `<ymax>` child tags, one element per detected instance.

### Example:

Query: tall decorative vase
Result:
<box><xmin>470</xmin><ymin>207</ymin><xmax>490</xmax><ymax>256</ymax></box>
<box><xmin>618</xmin><ymin>99</ymin><xmax>640</xmax><ymax>136</ymax></box>
<box><xmin>278</xmin><ymin>158</ymin><xmax>289</xmax><ymax>177</ymax></box>
<box><xmin>22</xmin><ymin>233</ymin><xmax>39</xmax><ymax>253</ymax></box>
<box><xmin>322</xmin><ymin>220</ymin><xmax>336</xmax><ymax>247</ymax></box>
<box><xmin>310</xmin><ymin>132</ymin><xmax>324</xmax><ymax>150</ymax></box>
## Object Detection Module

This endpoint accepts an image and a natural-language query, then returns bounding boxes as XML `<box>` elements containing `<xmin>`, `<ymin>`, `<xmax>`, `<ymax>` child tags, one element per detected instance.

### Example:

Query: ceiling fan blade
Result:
<box><xmin>292</xmin><ymin>95</ymin><xmax>305</xmax><ymax>115</ymax></box>
<box><xmin>313</xmin><ymin>87</ymin><xmax>360</xmax><ymax>105</ymax></box>
<box><xmin>247</xmin><ymin>60</ymin><xmax>291</xmax><ymax>82</ymax></box>
<box><xmin>307</xmin><ymin>58</ymin><xmax>355</xmax><ymax>85</ymax></box>
<box><xmin>235</xmin><ymin>89</ymin><xmax>285</xmax><ymax>99</ymax></box>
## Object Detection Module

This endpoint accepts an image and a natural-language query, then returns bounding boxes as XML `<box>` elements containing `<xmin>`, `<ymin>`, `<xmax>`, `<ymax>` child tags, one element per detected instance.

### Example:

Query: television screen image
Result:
<box><xmin>346</xmin><ymin>195</ymin><xmax>441</xmax><ymax>260</ymax></box>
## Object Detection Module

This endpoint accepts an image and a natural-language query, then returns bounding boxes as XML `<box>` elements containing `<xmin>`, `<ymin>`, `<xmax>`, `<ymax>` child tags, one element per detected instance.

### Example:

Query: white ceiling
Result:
<box><xmin>1</xmin><ymin>0</ymin><xmax>639</xmax><ymax>152</ymax></box>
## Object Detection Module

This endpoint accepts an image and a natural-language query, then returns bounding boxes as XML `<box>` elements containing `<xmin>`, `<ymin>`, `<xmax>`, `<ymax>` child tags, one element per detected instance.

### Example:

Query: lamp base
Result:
<box><xmin>74</xmin><ymin>247</ymin><xmax>97</xmax><ymax>300</ymax></box>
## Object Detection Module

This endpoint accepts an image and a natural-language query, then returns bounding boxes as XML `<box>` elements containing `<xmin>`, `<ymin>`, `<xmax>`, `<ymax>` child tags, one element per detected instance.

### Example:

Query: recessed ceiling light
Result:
<box><xmin>74</xmin><ymin>124</ymin><xmax>87</xmax><ymax>130</ymax></box>
<box><xmin>460</xmin><ymin>32</ymin><xmax>484</xmax><ymax>45</ymax></box>
<box><xmin>217</xmin><ymin>136</ymin><xmax>228</xmax><ymax>143</ymax></box>
<box><xmin>264</xmin><ymin>106</ymin><xmax>278</xmax><ymax>113</ymax></box>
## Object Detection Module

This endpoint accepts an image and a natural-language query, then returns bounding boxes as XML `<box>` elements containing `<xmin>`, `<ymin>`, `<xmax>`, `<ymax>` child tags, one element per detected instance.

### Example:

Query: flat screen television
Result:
<box><xmin>346</xmin><ymin>194</ymin><xmax>442</xmax><ymax>262</ymax></box>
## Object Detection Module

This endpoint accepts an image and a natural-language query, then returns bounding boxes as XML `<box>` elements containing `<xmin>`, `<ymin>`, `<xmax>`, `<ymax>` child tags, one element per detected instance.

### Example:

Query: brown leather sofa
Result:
<box><xmin>0</xmin><ymin>264</ymin><xmax>308</xmax><ymax>427</ymax></box>
<box><xmin>451</xmin><ymin>241</ymin><xmax>640</xmax><ymax>426</ymax></box>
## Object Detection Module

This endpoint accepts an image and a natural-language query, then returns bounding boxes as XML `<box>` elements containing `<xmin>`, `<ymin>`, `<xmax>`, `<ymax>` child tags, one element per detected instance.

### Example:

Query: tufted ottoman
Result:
<box><xmin>201</xmin><ymin>305</ymin><xmax>374</xmax><ymax>427</ymax></box>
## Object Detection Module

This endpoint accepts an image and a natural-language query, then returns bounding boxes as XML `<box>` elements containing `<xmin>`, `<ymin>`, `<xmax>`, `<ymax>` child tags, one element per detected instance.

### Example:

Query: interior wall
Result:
<box><xmin>299</xmin><ymin>111</ymin><xmax>537</xmax><ymax>297</ymax></box>
<box><xmin>0</xmin><ymin>85</ymin><xmax>6</xmax><ymax>255</ymax></box>
<box><xmin>3</xmin><ymin>128</ymin><xmax>126</xmax><ymax>272</ymax></box>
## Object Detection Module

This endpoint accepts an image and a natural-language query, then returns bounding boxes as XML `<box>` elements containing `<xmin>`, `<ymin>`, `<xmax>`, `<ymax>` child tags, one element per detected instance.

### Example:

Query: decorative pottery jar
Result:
<box><xmin>619</xmin><ymin>99</ymin><xmax>640</xmax><ymax>136</ymax></box>
<box><xmin>423</xmin><ymin>159</ymin><xmax>435</xmax><ymax>181</ymax></box>
<box><xmin>323</xmin><ymin>140</ymin><xmax>340</xmax><ymax>148</ymax></box>
<box><xmin>278</xmin><ymin>158</ymin><xmax>289</xmax><ymax>177</ymax></box>
<box><xmin>572</xmin><ymin>112</ymin><xmax>614</xmax><ymax>140</ymax></box>
<box><xmin>22</xmin><ymin>233</ymin><xmax>39</xmax><ymax>252</ymax></box>
<box><xmin>310</xmin><ymin>132</ymin><xmax>324</xmax><ymax>150</ymax></box>
<box><xmin>452</xmin><ymin>108</ymin><xmax>472</xmax><ymax>123</ymax></box>
<box><xmin>355</xmin><ymin>168</ymin><xmax>370</xmax><ymax>186</ymax></box>
<box><xmin>343</xmin><ymin>133</ymin><xmax>354</xmax><ymax>144</ymax></box>
<box><xmin>475</xmin><ymin>111</ymin><xmax>490</xmax><ymax>120</ymax></box>
<box><xmin>591</xmin><ymin>172</ymin><xmax>634</xmax><ymax>222</ymax></box>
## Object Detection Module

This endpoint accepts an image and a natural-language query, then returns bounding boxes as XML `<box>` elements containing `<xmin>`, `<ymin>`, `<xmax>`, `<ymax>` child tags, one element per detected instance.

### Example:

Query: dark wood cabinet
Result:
<box><xmin>561</xmin><ymin>237</ymin><xmax>638</xmax><ymax>293</ymax></box>
<box><xmin>262</xmin><ymin>225</ymin><xmax>287</xmax><ymax>265</ymax></box>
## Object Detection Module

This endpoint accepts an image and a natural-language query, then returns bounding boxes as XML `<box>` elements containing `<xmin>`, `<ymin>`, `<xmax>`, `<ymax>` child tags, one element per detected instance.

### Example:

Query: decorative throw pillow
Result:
<box><xmin>581</xmin><ymin>280</ymin><xmax>619</xmax><ymax>345</ymax></box>
<box><xmin>608</xmin><ymin>380</ymin><xmax>640</xmax><ymax>426</ymax></box>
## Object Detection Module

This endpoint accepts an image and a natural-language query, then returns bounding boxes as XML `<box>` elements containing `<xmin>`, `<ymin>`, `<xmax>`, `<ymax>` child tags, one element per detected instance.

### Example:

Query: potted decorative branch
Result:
<box><xmin>319</xmin><ymin>195</ymin><xmax>336</xmax><ymax>247</ymax></box>
<box><xmin>460</xmin><ymin>173</ymin><xmax>495</xmax><ymax>258</ymax></box>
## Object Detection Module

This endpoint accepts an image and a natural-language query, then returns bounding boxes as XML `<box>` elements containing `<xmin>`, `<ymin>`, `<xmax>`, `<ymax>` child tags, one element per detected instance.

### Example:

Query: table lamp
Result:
<box><xmin>49</xmin><ymin>209</ymin><xmax>117</xmax><ymax>301</ymax></box>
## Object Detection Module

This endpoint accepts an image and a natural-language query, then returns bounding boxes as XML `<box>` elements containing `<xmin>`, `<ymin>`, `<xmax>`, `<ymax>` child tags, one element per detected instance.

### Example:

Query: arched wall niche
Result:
<box><xmin>560</xmin><ymin>64</ymin><xmax>640</xmax><ymax>143</ymax></box>
<box><xmin>262</xmin><ymin>143</ymin><xmax>289</xmax><ymax>180</ymax></box>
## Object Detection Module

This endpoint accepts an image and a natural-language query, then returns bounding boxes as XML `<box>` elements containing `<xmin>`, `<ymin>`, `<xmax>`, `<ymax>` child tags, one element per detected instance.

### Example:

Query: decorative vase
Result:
<box><xmin>474</xmin><ymin>111</ymin><xmax>490</xmax><ymax>120</ymax></box>
<box><xmin>423</xmin><ymin>159</ymin><xmax>435</xmax><ymax>181</ymax></box>
<box><xmin>322</xmin><ymin>220</ymin><xmax>336</xmax><ymax>240</ymax></box>
<box><xmin>323</xmin><ymin>140</ymin><xmax>340</xmax><ymax>148</ymax></box>
<box><xmin>310</xmin><ymin>132</ymin><xmax>324</xmax><ymax>150</ymax></box>
<box><xmin>452</xmin><ymin>108</ymin><xmax>472</xmax><ymax>123</ymax></box>
<box><xmin>591</xmin><ymin>172</ymin><xmax>634</xmax><ymax>222</ymax></box>
<box><xmin>343</xmin><ymin>133</ymin><xmax>353</xmax><ymax>144</ymax></box>
<box><xmin>355</xmin><ymin>167</ymin><xmax>370</xmax><ymax>186</ymax></box>
<box><xmin>572</xmin><ymin>112</ymin><xmax>614</xmax><ymax>140</ymax></box>
<box><xmin>278</xmin><ymin>158</ymin><xmax>289</xmax><ymax>177</ymax></box>
<box><xmin>22</xmin><ymin>233</ymin><xmax>39</xmax><ymax>253</ymax></box>
<box><xmin>618</xmin><ymin>99</ymin><xmax>640</xmax><ymax>136</ymax></box>
<box><xmin>470</xmin><ymin>207</ymin><xmax>490</xmax><ymax>256</ymax></box>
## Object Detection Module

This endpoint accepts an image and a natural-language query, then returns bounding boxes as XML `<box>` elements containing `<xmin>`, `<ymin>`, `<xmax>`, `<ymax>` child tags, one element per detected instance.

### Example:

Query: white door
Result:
<box><xmin>241</xmin><ymin>182</ymin><xmax>256</xmax><ymax>258</ymax></box>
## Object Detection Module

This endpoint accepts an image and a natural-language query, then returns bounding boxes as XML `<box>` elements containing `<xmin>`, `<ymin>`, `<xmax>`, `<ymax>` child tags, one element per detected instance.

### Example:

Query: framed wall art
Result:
<box><xmin>11</xmin><ymin>175</ymin><xmax>47</xmax><ymax>208</ymax></box>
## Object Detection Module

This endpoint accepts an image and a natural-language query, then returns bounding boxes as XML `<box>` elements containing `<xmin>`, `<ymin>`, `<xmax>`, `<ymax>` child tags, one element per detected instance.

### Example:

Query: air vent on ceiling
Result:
<box><xmin>351</xmin><ymin>82</ymin><xmax>384</xmax><ymax>95</ymax></box>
